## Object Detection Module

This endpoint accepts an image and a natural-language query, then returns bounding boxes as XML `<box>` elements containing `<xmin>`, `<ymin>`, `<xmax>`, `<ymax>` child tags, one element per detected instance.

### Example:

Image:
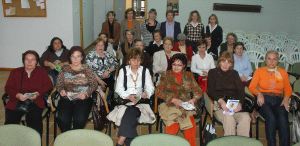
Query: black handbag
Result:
<box><xmin>15</xmin><ymin>70</ymin><xmax>34</xmax><ymax>113</ymax></box>
<box><xmin>91</xmin><ymin>92</ymin><xmax>108</xmax><ymax>131</ymax></box>
<box><xmin>203</xmin><ymin>124</ymin><xmax>217</xmax><ymax>145</ymax></box>
<box><xmin>242</xmin><ymin>96</ymin><xmax>256</xmax><ymax>113</ymax></box>
<box><xmin>113</xmin><ymin>66</ymin><xmax>150</xmax><ymax>106</ymax></box>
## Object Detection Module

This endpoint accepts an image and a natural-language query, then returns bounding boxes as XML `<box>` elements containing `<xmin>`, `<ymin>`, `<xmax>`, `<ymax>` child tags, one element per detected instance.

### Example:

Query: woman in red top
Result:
<box><xmin>172</xmin><ymin>33</ymin><xmax>194</xmax><ymax>65</ymax></box>
<box><xmin>5</xmin><ymin>50</ymin><xmax>52</xmax><ymax>135</ymax></box>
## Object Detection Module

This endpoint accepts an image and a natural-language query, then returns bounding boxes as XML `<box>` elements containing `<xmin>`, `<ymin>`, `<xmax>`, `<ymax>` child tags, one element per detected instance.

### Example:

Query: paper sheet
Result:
<box><xmin>40</xmin><ymin>3</ymin><xmax>45</xmax><ymax>9</ymax></box>
<box><xmin>5</xmin><ymin>7</ymin><xmax>16</xmax><ymax>16</ymax></box>
<box><xmin>21</xmin><ymin>0</ymin><xmax>30</xmax><ymax>8</ymax></box>
<box><xmin>5</xmin><ymin>0</ymin><xmax>12</xmax><ymax>4</ymax></box>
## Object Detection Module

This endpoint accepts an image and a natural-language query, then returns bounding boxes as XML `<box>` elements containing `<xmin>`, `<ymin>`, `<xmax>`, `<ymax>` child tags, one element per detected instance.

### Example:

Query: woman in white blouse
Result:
<box><xmin>191</xmin><ymin>39</ymin><xmax>215</xmax><ymax>92</ymax></box>
<box><xmin>107</xmin><ymin>48</ymin><xmax>155</xmax><ymax>146</ymax></box>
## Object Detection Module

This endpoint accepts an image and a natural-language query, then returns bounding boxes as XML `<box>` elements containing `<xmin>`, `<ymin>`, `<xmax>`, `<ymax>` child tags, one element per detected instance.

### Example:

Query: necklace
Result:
<box><xmin>130</xmin><ymin>72</ymin><xmax>139</xmax><ymax>89</ymax></box>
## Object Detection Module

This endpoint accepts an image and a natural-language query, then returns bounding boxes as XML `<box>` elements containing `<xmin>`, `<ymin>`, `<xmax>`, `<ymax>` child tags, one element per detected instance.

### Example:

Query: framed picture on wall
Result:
<box><xmin>167</xmin><ymin>0</ymin><xmax>179</xmax><ymax>15</ymax></box>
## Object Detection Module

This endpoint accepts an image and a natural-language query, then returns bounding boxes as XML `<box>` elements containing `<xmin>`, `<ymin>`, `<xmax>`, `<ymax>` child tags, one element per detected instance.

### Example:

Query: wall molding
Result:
<box><xmin>0</xmin><ymin>68</ymin><xmax>15</xmax><ymax>71</ymax></box>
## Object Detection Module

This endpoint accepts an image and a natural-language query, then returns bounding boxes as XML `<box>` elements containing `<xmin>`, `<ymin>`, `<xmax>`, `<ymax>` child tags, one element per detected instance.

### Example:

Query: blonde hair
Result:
<box><xmin>188</xmin><ymin>10</ymin><xmax>201</xmax><ymax>23</ymax></box>
<box><xmin>265</xmin><ymin>50</ymin><xmax>279</xmax><ymax>61</ymax></box>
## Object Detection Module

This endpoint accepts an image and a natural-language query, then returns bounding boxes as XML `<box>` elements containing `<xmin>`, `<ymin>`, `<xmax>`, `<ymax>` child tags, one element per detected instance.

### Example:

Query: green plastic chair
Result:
<box><xmin>207</xmin><ymin>136</ymin><xmax>263</xmax><ymax>146</ymax></box>
<box><xmin>131</xmin><ymin>134</ymin><xmax>190</xmax><ymax>146</ymax></box>
<box><xmin>0</xmin><ymin>124</ymin><xmax>41</xmax><ymax>146</ymax></box>
<box><xmin>293</xmin><ymin>142</ymin><xmax>300</xmax><ymax>146</ymax></box>
<box><xmin>53</xmin><ymin>129</ymin><xmax>113</xmax><ymax>146</ymax></box>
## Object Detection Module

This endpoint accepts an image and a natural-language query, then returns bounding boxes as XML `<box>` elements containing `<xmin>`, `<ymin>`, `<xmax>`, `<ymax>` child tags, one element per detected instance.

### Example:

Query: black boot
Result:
<box><xmin>124</xmin><ymin>138</ymin><xmax>133</xmax><ymax>146</ymax></box>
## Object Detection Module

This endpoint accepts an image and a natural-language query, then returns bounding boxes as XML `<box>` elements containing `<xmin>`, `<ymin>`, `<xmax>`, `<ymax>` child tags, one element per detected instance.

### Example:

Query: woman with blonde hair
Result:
<box><xmin>206</xmin><ymin>14</ymin><xmax>223</xmax><ymax>60</ymax></box>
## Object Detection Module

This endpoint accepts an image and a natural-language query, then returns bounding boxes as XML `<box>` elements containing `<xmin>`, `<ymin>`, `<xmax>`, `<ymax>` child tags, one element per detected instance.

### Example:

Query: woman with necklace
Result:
<box><xmin>107</xmin><ymin>48</ymin><xmax>155</xmax><ymax>146</ymax></box>
<box><xmin>141</xmin><ymin>8</ymin><xmax>160</xmax><ymax>47</ymax></box>
<box><xmin>56</xmin><ymin>46</ymin><xmax>98</xmax><ymax>132</ymax></box>
<box><xmin>249</xmin><ymin>50</ymin><xmax>292</xmax><ymax>146</ymax></box>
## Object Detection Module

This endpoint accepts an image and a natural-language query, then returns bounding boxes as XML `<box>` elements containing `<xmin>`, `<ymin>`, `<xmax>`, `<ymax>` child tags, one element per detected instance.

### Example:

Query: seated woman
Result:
<box><xmin>153</xmin><ymin>37</ymin><xmax>178</xmax><ymax>84</ymax></box>
<box><xmin>219</xmin><ymin>32</ymin><xmax>237</xmax><ymax>56</ymax></box>
<box><xmin>107</xmin><ymin>48</ymin><xmax>155</xmax><ymax>146</ymax></box>
<box><xmin>98</xmin><ymin>32</ymin><xmax>116</xmax><ymax>57</ymax></box>
<box><xmin>40</xmin><ymin>37</ymin><xmax>69</xmax><ymax>84</ymax></box>
<box><xmin>249</xmin><ymin>50</ymin><xmax>292</xmax><ymax>146</ymax></box>
<box><xmin>207</xmin><ymin>51</ymin><xmax>251</xmax><ymax>137</ymax></box>
<box><xmin>233</xmin><ymin>42</ymin><xmax>253</xmax><ymax>84</ymax></box>
<box><xmin>191</xmin><ymin>39</ymin><xmax>215</xmax><ymax>92</ymax></box>
<box><xmin>5</xmin><ymin>50</ymin><xmax>52</xmax><ymax>135</ymax></box>
<box><xmin>146</xmin><ymin>30</ymin><xmax>164</xmax><ymax>57</ymax></box>
<box><xmin>205</xmin><ymin>34</ymin><xmax>218</xmax><ymax>61</ymax></box>
<box><xmin>56</xmin><ymin>46</ymin><xmax>98</xmax><ymax>132</ymax></box>
<box><xmin>118</xmin><ymin>29</ymin><xmax>135</xmax><ymax>66</ymax></box>
<box><xmin>86</xmin><ymin>39</ymin><xmax>118</xmax><ymax>106</ymax></box>
<box><xmin>156</xmin><ymin>53</ymin><xmax>202</xmax><ymax>146</ymax></box>
<box><xmin>172</xmin><ymin>33</ymin><xmax>194</xmax><ymax>64</ymax></box>
<box><xmin>134</xmin><ymin>39</ymin><xmax>153</xmax><ymax>75</ymax></box>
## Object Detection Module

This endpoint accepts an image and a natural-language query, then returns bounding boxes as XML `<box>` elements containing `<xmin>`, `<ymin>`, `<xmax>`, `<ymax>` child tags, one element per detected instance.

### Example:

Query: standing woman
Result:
<box><xmin>119</xmin><ymin>30</ymin><xmax>135</xmax><ymax>66</ymax></box>
<box><xmin>191</xmin><ymin>40</ymin><xmax>215</xmax><ymax>92</ymax></box>
<box><xmin>120</xmin><ymin>8</ymin><xmax>141</xmax><ymax>41</ymax></box>
<box><xmin>107</xmin><ymin>48</ymin><xmax>155</xmax><ymax>146</ymax></box>
<box><xmin>219</xmin><ymin>32</ymin><xmax>237</xmax><ymax>56</ymax></box>
<box><xmin>184</xmin><ymin>10</ymin><xmax>205</xmax><ymax>53</ymax></box>
<box><xmin>56</xmin><ymin>46</ymin><xmax>98</xmax><ymax>132</ymax></box>
<box><xmin>160</xmin><ymin>10</ymin><xmax>181</xmax><ymax>41</ymax></box>
<box><xmin>101</xmin><ymin>11</ymin><xmax>121</xmax><ymax>49</ymax></box>
<box><xmin>206</xmin><ymin>14</ymin><xmax>223</xmax><ymax>59</ymax></box>
<box><xmin>156</xmin><ymin>53</ymin><xmax>202</xmax><ymax>146</ymax></box>
<box><xmin>5</xmin><ymin>50</ymin><xmax>52</xmax><ymax>135</ymax></box>
<box><xmin>86</xmin><ymin>39</ymin><xmax>118</xmax><ymax>102</ymax></box>
<box><xmin>249</xmin><ymin>50</ymin><xmax>291</xmax><ymax>146</ymax></box>
<box><xmin>40</xmin><ymin>37</ymin><xmax>69</xmax><ymax>84</ymax></box>
<box><xmin>141</xmin><ymin>8</ymin><xmax>161</xmax><ymax>47</ymax></box>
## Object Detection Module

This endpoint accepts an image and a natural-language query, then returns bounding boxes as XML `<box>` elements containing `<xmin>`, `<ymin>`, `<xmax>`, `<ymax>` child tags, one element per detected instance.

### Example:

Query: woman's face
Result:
<box><xmin>205</xmin><ymin>37</ymin><xmax>211</xmax><ymax>45</ymax></box>
<box><xmin>153</xmin><ymin>33</ymin><xmax>161</xmax><ymax>42</ymax></box>
<box><xmin>129</xmin><ymin>57</ymin><xmax>141</xmax><ymax>69</ymax></box>
<box><xmin>191</xmin><ymin>13</ymin><xmax>198</xmax><ymax>22</ymax></box>
<box><xmin>148</xmin><ymin>12</ymin><xmax>156</xmax><ymax>20</ymax></box>
<box><xmin>99</xmin><ymin>34</ymin><xmax>108</xmax><ymax>42</ymax></box>
<box><xmin>24</xmin><ymin>54</ymin><xmax>37</xmax><ymax>70</ymax></box>
<box><xmin>53</xmin><ymin>39</ymin><xmax>62</xmax><ymax>51</ymax></box>
<box><xmin>234</xmin><ymin>45</ymin><xmax>244</xmax><ymax>57</ymax></box>
<box><xmin>127</xmin><ymin>11</ymin><xmax>134</xmax><ymax>20</ymax></box>
<box><xmin>198</xmin><ymin>44</ymin><xmax>207</xmax><ymax>54</ymax></box>
<box><xmin>70</xmin><ymin>51</ymin><xmax>83</xmax><ymax>66</ymax></box>
<box><xmin>166</xmin><ymin>13</ymin><xmax>174</xmax><ymax>22</ymax></box>
<box><xmin>163</xmin><ymin>40</ymin><xmax>173</xmax><ymax>52</ymax></box>
<box><xmin>95</xmin><ymin>41</ymin><xmax>105</xmax><ymax>54</ymax></box>
<box><xmin>179</xmin><ymin>40</ymin><xmax>186</xmax><ymax>46</ymax></box>
<box><xmin>108</xmin><ymin>13</ymin><xmax>114</xmax><ymax>22</ymax></box>
<box><xmin>126</xmin><ymin>31</ymin><xmax>134</xmax><ymax>41</ymax></box>
<box><xmin>220</xmin><ymin>60</ymin><xmax>232</xmax><ymax>72</ymax></box>
<box><xmin>135</xmin><ymin>41</ymin><xmax>144</xmax><ymax>50</ymax></box>
<box><xmin>172</xmin><ymin>60</ymin><xmax>184</xmax><ymax>73</ymax></box>
<box><xmin>227</xmin><ymin>35</ymin><xmax>236</xmax><ymax>45</ymax></box>
<box><xmin>209</xmin><ymin>16</ymin><xmax>217</xmax><ymax>24</ymax></box>
<box><xmin>265</xmin><ymin>53</ymin><xmax>278</xmax><ymax>69</ymax></box>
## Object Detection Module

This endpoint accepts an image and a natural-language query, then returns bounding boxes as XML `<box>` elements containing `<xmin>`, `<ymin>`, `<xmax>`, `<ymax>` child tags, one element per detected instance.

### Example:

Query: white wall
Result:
<box><xmin>83</xmin><ymin>0</ymin><xmax>94</xmax><ymax>48</ymax></box>
<box><xmin>0</xmin><ymin>0</ymin><xmax>75</xmax><ymax>68</ymax></box>
<box><xmin>73</xmin><ymin>0</ymin><xmax>81</xmax><ymax>46</ymax></box>
<box><xmin>148</xmin><ymin>0</ymin><xmax>299</xmax><ymax>38</ymax></box>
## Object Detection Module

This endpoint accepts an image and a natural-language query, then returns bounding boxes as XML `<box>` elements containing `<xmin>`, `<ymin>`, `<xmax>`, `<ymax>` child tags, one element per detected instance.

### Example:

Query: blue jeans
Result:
<box><xmin>258</xmin><ymin>95</ymin><xmax>290</xmax><ymax>146</ymax></box>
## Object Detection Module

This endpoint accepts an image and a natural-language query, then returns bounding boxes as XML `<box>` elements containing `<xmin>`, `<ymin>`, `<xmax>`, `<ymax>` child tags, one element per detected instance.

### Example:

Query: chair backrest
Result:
<box><xmin>54</xmin><ymin>129</ymin><xmax>113</xmax><ymax>146</ymax></box>
<box><xmin>245</xmin><ymin>43</ymin><xmax>262</xmax><ymax>52</ymax></box>
<box><xmin>294</xmin><ymin>79</ymin><xmax>300</xmax><ymax>94</ymax></box>
<box><xmin>0</xmin><ymin>124</ymin><xmax>41</xmax><ymax>146</ymax></box>
<box><xmin>293</xmin><ymin>142</ymin><xmax>300</xmax><ymax>146</ymax></box>
<box><xmin>245</xmin><ymin>50</ymin><xmax>265</xmax><ymax>69</ymax></box>
<box><xmin>278</xmin><ymin>52</ymin><xmax>289</xmax><ymax>70</ymax></box>
<box><xmin>131</xmin><ymin>134</ymin><xmax>190</xmax><ymax>146</ymax></box>
<box><xmin>207</xmin><ymin>136</ymin><xmax>263</xmax><ymax>146</ymax></box>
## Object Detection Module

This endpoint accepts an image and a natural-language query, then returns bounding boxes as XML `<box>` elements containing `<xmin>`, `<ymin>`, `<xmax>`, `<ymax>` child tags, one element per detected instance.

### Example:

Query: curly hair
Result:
<box><xmin>170</xmin><ymin>53</ymin><xmax>188</xmax><ymax>69</ymax></box>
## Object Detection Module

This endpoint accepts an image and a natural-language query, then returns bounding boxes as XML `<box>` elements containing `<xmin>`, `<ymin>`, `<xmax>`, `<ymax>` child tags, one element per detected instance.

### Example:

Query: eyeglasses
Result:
<box><xmin>172</xmin><ymin>63</ymin><xmax>184</xmax><ymax>67</ymax></box>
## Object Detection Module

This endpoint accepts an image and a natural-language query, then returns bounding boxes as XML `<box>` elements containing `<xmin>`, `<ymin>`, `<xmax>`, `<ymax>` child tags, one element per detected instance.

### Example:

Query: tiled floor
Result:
<box><xmin>0</xmin><ymin>71</ymin><xmax>272</xmax><ymax>146</ymax></box>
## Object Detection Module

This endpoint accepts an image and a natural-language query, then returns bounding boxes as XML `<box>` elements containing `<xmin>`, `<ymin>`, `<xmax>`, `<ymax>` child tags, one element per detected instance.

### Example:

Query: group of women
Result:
<box><xmin>4</xmin><ymin>8</ymin><xmax>292</xmax><ymax>146</ymax></box>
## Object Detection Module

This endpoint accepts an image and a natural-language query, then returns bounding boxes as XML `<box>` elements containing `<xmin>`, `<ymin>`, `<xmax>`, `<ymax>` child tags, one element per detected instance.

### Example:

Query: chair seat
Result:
<box><xmin>0</xmin><ymin>124</ymin><xmax>41</xmax><ymax>146</ymax></box>
<box><xmin>131</xmin><ymin>134</ymin><xmax>190</xmax><ymax>146</ymax></box>
<box><xmin>53</xmin><ymin>129</ymin><xmax>113</xmax><ymax>146</ymax></box>
<box><xmin>207</xmin><ymin>136</ymin><xmax>263</xmax><ymax>146</ymax></box>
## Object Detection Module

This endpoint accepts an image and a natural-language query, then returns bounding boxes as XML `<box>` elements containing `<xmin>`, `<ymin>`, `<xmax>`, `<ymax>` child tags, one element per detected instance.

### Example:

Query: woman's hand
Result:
<box><xmin>218</xmin><ymin>98</ymin><xmax>229</xmax><ymax>112</ymax></box>
<box><xmin>128</xmin><ymin>94</ymin><xmax>137</xmax><ymax>104</ymax></box>
<box><xmin>281</xmin><ymin>98</ymin><xmax>290</xmax><ymax>112</ymax></box>
<box><xmin>98</xmin><ymin>79</ymin><xmax>107</xmax><ymax>89</ymax></box>
<box><xmin>78</xmin><ymin>92</ymin><xmax>88</xmax><ymax>100</ymax></box>
<box><xmin>257</xmin><ymin>93</ymin><xmax>265</xmax><ymax>107</ymax></box>
<box><xmin>202</xmin><ymin>71</ymin><xmax>208</xmax><ymax>76</ymax></box>
<box><xmin>188</xmin><ymin>98</ymin><xmax>197</xmax><ymax>106</ymax></box>
<box><xmin>60</xmin><ymin>90</ymin><xmax>67</xmax><ymax>97</ymax></box>
<box><xmin>234</xmin><ymin>103</ymin><xmax>242</xmax><ymax>112</ymax></box>
<box><xmin>141</xmin><ymin>92</ymin><xmax>148</xmax><ymax>99</ymax></box>
<box><xmin>30</xmin><ymin>92</ymin><xmax>40</xmax><ymax>100</ymax></box>
<box><xmin>16</xmin><ymin>93</ymin><xmax>28</xmax><ymax>101</ymax></box>
<box><xmin>171</xmin><ymin>98</ymin><xmax>183</xmax><ymax>108</ymax></box>
<box><xmin>240</xmin><ymin>75</ymin><xmax>248</xmax><ymax>82</ymax></box>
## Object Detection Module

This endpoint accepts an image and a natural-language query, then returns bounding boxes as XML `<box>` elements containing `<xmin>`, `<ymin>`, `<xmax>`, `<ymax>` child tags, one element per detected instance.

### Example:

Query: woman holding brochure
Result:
<box><xmin>207</xmin><ymin>51</ymin><xmax>251</xmax><ymax>137</ymax></box>
<box><xmin>156</xmin><ymin>53</ymin><xmax>202</xmax><ymax>146</ymax></box>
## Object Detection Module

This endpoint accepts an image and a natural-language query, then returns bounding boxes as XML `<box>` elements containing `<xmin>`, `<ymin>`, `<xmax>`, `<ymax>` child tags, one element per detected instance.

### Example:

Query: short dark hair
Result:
<box><xmin>226</xmin><ymin>32</ymin><xmax>238</xmax><ymax>42</ymax></box>
<box><xmin>22</xmin><ymin>50</ymin><xmax>40</xmax><ymax>65</ymax></box>
<box><xmin>170</xmin><ymin>53</ymin><xmax>188</xmax><ymax>69</ymax></box>
<box><xmin>98</xmin><ymin>32</ymin><xmax>108</xmax><ymax>37</ymax></box>
<box><xmin>127</xmin><ymin>47</ymin><xmax>144</xmax><ymax>64</ymax></box>
<box><xmin>152</xmin><ymin>29</ymin><xmax>161</xmax><ymax>39</ymax></box>
<box><xmin>68</xmin><ymin>46</ymin><xmax>85</xmax><ymax>64</ymax></box>
<box><xmin>47</xmin><ymin>37</ymin><xmax>67</xmax><ymax>53</ymax></box>
<box><xmin>149</xmin><ymin>8</ymin><xmax>157</xmax><ymax>15</ymax></box>
<box><xmin>125</xmin><ymin>8</ymin><xmax>136</xmax><ymax>19</ymax></box>
<box><xmin>196</xmin><ymin>39</ymin><xmax>207</xmax><ymax>48</ymax></box>
<box><xmin>106</xmin><ymin>11</ymin><xmax>116</xmax><ymax>20</ymax></box>
<box><xmin>166</xmin><ymin>10</ymin><xmax>175</xmax><ymax>17</ymax></box>
<box><xmin>204</xmin><ymin>33</ymin><xmax>211</xmax><ymax>38</ymax></box>
<box><xmin>234</xmin><ymin>42</ymin><xmax>245</xmax><ymax>50</ymax></box>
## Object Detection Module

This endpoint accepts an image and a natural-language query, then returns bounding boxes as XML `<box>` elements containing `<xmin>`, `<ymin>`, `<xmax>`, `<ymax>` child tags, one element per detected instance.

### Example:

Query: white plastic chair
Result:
<box><xmin>274</xmin><ymin>32</ymin><xmax>288</xmax><ymax>41</ymax></box>
<box><xmin>245</xmin><ymin>50</ymin><xmax>265</xmax><ymax>69</ymax></box>
<box><xmin>259</xmin><ymin>32</ymin><xmax>274</xmax><ymax>42</ymax></box>
<box><xmin>245</xmin><ymin>43</ymin><xmax>263</xmax><ymax>52</ymax></box>
<box><xmin>278</xmin><ymin>52</ymin><xmax>289</xmax><ymax>70</ymax></box>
